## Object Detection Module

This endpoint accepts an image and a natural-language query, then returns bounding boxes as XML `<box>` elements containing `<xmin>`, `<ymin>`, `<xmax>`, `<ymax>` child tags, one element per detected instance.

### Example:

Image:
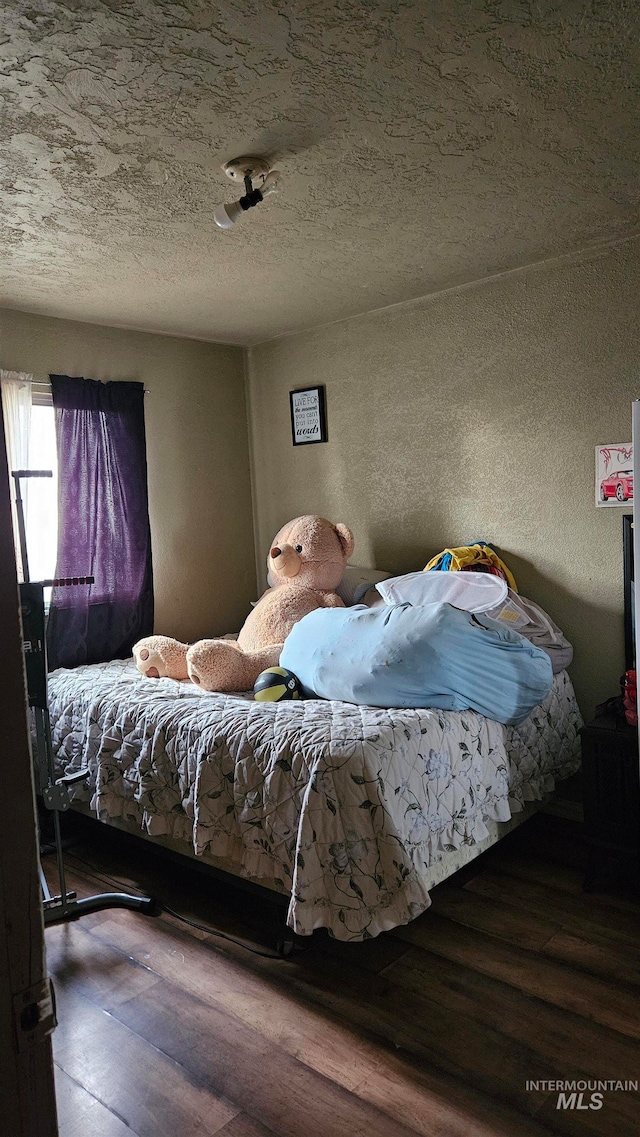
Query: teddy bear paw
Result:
<box><xmin>186</xmin><ymin>639</ymin><xmax>247</xmax><ymax>692</ymax></box>
<box><xmin>132</xmin><ymin>636</ymin><xmax>190</xmax><ymax>680</ymax></box>
<box><xmin>187</xmin><ymin>640</ymin><xmax>283</xmax><ymax>692</ymax></box>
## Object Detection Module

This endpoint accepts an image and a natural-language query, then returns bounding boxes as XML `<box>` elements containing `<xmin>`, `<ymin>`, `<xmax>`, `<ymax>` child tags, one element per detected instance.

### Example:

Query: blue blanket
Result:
<box><xmin>280</xmin><ymin>602</ymin><xmax>554</xmax><ymax>725</ymax></box>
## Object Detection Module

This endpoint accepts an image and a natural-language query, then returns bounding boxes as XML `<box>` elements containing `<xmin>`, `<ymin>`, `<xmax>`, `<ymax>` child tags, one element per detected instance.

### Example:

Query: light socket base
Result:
<box><xmin>222</xmin><ymin>156</ymin><xmax>271</xmax><ymax>183</ymax></box>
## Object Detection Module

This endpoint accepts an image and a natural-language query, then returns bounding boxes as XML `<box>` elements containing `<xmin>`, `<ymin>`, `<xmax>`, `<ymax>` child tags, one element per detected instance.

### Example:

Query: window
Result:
<box><xmin>25</xmin><ymin>401</ymin><xmax>58</xmax><ymax>582</ymax></box>
<box><xmin>1</xmin><ymin>372</ymin><xmax>58</xmax><ymax>585</ymax></box>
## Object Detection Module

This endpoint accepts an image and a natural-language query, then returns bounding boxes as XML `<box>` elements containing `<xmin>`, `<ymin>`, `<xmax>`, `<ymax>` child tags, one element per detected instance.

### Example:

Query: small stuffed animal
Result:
<box><xmin>133</xmin><ymin>515</ymin><xmax>354</xmax><ymax>692</ymax></box>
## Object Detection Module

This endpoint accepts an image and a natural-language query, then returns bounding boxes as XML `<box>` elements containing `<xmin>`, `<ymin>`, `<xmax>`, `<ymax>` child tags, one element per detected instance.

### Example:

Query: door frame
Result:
<box><xmin>0</xmin><ymin>400</ymin><xmax>58</xmax><ymax>1135</ymax></box>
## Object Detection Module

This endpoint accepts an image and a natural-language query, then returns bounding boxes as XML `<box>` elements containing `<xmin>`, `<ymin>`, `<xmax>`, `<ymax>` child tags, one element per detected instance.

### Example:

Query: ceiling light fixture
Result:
<box><xmin>214</xmin><ymin>156</ymin><xmax>282</xmax><ymax>230</ymax></box>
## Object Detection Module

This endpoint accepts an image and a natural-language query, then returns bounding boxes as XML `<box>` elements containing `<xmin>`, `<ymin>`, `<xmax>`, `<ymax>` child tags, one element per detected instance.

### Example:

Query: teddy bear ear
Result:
<box><xmin>334</xmin><ymin>523</ymin><xmax>354</xmax><ymax>559</ymax></box>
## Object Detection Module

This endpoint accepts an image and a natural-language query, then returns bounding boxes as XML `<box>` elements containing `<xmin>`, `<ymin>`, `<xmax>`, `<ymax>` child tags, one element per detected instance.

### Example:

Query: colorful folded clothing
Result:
<box><xmin>424</xmin><ymin>542</ymin><xmax>518</xmax><ymax>592</ymax></box>
<box><xmin>460</xmin><ymin>564</ymin><xmax>505</xmax><ymax>579</ymax></box>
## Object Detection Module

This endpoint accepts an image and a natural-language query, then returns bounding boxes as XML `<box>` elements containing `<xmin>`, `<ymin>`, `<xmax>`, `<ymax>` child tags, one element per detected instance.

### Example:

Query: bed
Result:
<box><xmin>47</xmin><ymin>657</ymin><xmax>582</xmax><ymax>941</ymax></box>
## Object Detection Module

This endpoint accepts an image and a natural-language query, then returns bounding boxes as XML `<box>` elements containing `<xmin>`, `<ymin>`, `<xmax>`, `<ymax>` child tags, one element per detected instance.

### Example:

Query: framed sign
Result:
<box><xmin>290</xmin><ymin>386</ymin><xmax>327</xmax><ymax>446</ymax></box>
<box><xmin>596</xmin><ymin>443</ymin><xmax>633</xmax><ymax>507</ymax></box>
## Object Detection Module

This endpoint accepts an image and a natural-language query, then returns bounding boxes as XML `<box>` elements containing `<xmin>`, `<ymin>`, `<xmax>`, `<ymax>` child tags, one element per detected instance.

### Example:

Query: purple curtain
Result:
<box><xmin>46</xmin><ymin>375</ymin><xmax>153</xmax><ymax>670</ymax></box>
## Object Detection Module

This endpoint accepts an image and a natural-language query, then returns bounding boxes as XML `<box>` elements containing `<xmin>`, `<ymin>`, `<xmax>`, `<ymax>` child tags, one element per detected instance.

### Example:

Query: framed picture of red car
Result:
<box><xmin>596</xmin><ymin>443</ymin><xmax>633</xmax><ymax>507</ymax></box>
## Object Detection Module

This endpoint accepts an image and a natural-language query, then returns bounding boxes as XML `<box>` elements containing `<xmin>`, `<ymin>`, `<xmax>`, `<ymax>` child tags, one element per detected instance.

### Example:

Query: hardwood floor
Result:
<box><xmin>42</xmin><ymin>814</ymin><xmax>640</xmax><ymax>1137</ymax></box>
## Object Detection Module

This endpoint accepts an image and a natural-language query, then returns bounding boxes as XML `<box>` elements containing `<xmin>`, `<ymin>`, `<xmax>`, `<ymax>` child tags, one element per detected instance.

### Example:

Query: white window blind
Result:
<box><xmin>1</xmin><ymin>372</ymin><xmax>57</xmax><ymax>582</ymax></box>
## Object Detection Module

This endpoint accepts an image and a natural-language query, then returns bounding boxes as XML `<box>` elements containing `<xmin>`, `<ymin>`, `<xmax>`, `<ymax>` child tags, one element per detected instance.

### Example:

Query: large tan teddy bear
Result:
<box><xmin>132</xmin><ymin>515</ymin><xmax>354</xmax><ymax>692</ymax></box>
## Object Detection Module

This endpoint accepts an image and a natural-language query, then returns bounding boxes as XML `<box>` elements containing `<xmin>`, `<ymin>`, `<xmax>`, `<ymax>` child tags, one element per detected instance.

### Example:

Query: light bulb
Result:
<box><xmin>261</xmin><ymin>170</ymin><xmax>282</xmax><ymax>196</ymax></box>
<box><xmin>214</xmin><ymin>201</ymin><xmax>244</xmax><ymax>229</ymax></box>
<box><xmin>214</xmin><ymin>170</ymin><xmax>282</xmax><ymax>231</ymax></box>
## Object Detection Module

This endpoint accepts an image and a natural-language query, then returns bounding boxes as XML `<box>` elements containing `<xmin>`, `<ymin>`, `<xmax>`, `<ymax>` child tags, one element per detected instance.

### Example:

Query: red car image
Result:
<box><xmin>600</xmin><ymin>469</ymin><xmax>634</xmax><ymax>502</ymax></box>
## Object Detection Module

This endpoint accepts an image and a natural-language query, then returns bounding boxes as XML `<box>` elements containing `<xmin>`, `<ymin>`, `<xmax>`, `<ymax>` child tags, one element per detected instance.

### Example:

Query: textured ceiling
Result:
<box><xmin>2</xmin><ymin>0</ymin><xmax>639</xmax><ymax>344</ymax></box>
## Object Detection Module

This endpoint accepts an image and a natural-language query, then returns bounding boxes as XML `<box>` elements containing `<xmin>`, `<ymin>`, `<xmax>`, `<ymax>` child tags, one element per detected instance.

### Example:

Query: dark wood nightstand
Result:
<box><xmin>580</xmin><ymin>713</ymin><xmax>640</xmax><ymax>891</ymax></box>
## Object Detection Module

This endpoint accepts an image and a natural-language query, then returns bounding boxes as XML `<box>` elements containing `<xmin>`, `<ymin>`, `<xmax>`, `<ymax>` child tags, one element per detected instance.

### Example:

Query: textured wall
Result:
<box><xmin>2</xmin><ymin>0</ymin><xmax>639</xmax><ymax>343</ymax></box>
<box><xmin>0</xmin><ymin>309</ymin><xmax>254</xmax><ymax>641</ymax></box>
<box><xmin>248</xmin><ymin>238</ymin><xmax>640</xmax><ymax>718</ymax></box>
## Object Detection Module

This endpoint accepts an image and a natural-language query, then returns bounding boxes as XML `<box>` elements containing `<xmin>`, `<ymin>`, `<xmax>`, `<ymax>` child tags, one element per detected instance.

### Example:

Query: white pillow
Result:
<box><xmin>336</xmin><ymin>564</ymin><xmax>392</xmax><ymax>606</ymax></box>
<box><xmin>377</xmin><ymin>571</ymin><xmax>508</xmax><ymax>612</ymax></box>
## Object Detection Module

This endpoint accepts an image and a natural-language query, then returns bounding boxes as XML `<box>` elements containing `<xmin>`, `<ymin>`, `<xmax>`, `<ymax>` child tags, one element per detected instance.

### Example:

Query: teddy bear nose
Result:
<box><xmin>271</xmin><ymin>544</ymin><xmax>302</xmax><ymax>578</ymax></box>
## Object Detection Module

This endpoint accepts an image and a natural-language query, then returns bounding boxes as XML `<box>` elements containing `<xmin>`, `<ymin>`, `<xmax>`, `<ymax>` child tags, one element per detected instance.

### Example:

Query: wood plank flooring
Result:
<box><xmin>42</xmin><ymin>814</ymin><xmax>640</xmax><ymax>1137</ymax></box>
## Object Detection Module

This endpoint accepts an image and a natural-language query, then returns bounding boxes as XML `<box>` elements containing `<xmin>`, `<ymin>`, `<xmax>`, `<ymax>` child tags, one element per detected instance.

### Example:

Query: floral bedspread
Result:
<box><xmin>47</xmin><ymin>660</ymin><xmax>582</xmax><ymax>940</ymax></box>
